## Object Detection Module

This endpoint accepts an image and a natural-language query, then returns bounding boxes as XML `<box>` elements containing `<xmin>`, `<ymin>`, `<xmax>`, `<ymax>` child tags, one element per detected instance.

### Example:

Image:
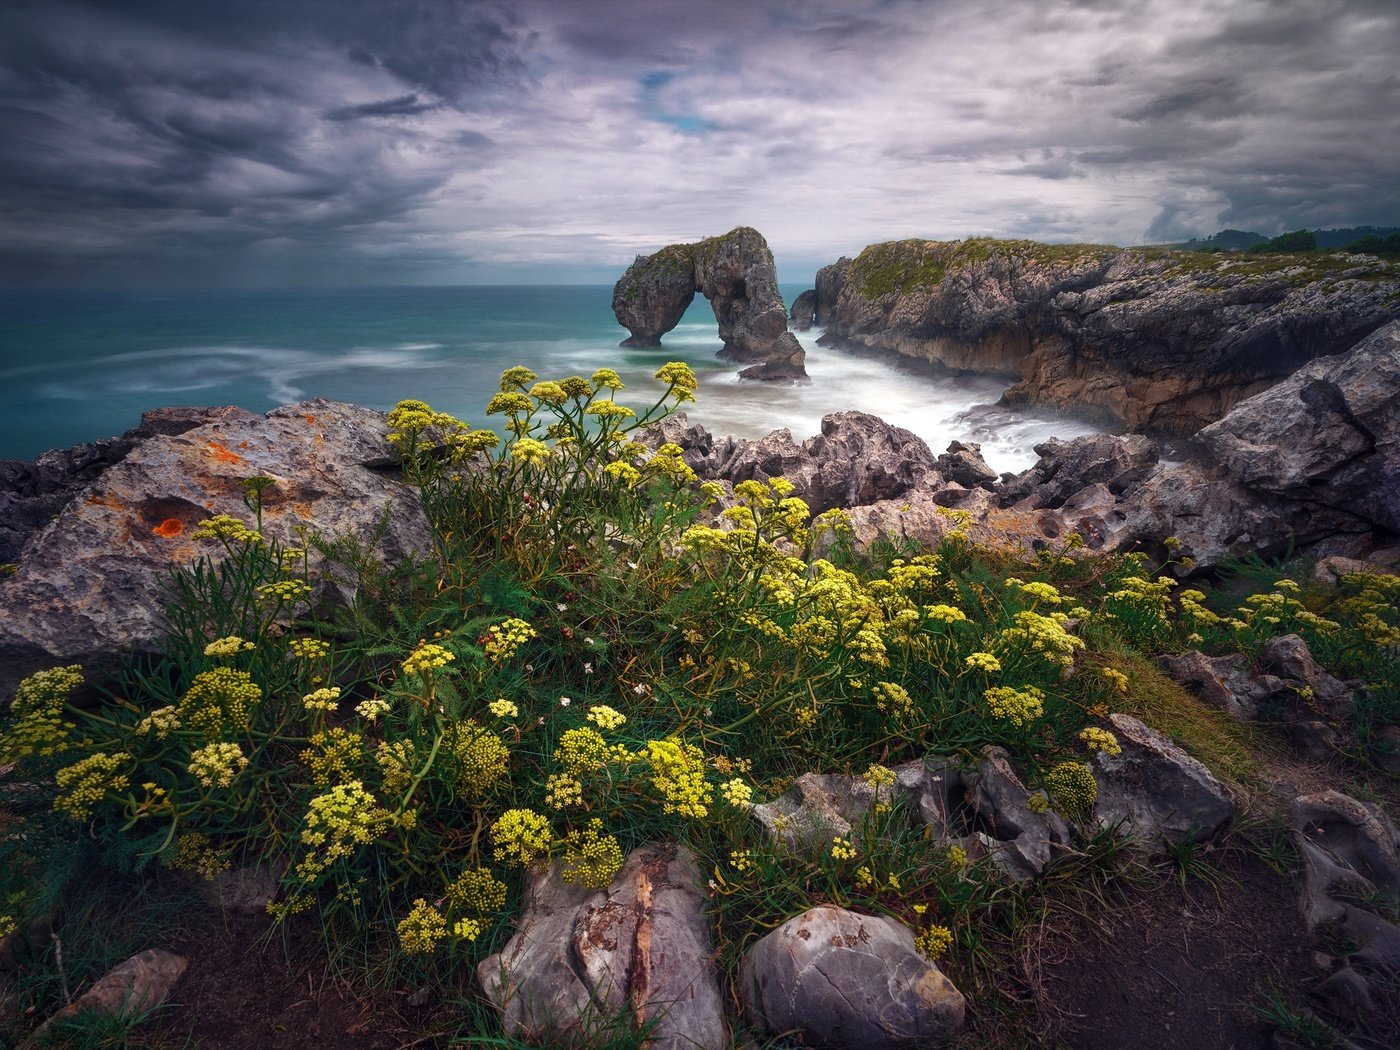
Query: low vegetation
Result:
<box><xmin>2</xmin><ymin>364</ymin><xmax>1398</xmax><ymax>1046</ymax></box>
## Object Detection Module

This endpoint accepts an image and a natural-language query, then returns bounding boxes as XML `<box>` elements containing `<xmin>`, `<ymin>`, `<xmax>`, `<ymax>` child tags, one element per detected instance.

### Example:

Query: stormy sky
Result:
<box><xmin>1</xmin><ymin>0</ymin><xmax>1397</xmax><ymax>287</ymax></box>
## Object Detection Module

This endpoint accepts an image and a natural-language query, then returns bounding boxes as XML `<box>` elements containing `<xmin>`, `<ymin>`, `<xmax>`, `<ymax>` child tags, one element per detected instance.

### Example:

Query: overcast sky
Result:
<box><xmin>2</xmin><ymin>0</ymin><xmax>1397</xmax><ymax>287</ymax></box>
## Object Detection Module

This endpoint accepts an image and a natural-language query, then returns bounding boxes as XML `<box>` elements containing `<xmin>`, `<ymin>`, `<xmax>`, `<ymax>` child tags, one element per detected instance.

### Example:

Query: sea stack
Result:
<box><xmin>612</xmin><ymin>226</ymin><xmax>807</xmax><ymax>381</ymax></box>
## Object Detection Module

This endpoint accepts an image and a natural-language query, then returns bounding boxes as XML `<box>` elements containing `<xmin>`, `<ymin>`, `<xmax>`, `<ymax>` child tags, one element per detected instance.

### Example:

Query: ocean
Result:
<box><xmin>0</xmin><ymin>285</ymin><xmax>1097</xmax><ymax>472</ymax></box>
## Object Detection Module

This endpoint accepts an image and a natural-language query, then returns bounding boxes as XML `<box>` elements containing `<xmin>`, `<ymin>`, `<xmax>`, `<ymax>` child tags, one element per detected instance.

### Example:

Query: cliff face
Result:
<box><xmin>811</xmin><ymin>239</ymin><xmax>1400</xmax><ymax>435</ymax></box>
<box><xmin>612</xmin><ymin>227</ymin><xmax>807</xmax><ymax>381</ymax></box>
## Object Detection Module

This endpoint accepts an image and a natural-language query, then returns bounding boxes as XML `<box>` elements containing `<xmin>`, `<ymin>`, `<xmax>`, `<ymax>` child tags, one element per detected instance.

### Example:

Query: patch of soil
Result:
<box><xmin>151</xmin><ymin>916</ymin><xmax>451</xmax><ymax>1049</ymax></box>
<box><xmin>1033</xmin><ymin>847</ymin><xmax>1313</xmax><ymax>1050</ymax></box>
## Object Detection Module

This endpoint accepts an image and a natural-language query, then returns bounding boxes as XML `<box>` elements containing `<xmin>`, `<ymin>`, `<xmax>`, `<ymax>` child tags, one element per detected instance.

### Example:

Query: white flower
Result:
<box><xmin>557</xmin><ymin>602</ymin><xmax>568</xmax><ymax>612</ymax></box>
<box><xmin>583</xmin><ymin>662</ymin><xmax>593</xmax><ymax>674</ymax></box>
<box><xmin>584</xmin><ymin>636</ymin><xmax>595</xmax><ymax>646</ymax></box>
<box><xmin>632</xmin><ymin>683</ymin><xmax>648</xmax><ymax>696</ymax></box>
<box><xmin>559</xmin><ymin>696</ymin><xmax>571</xmax><ymax>707</ymax></box>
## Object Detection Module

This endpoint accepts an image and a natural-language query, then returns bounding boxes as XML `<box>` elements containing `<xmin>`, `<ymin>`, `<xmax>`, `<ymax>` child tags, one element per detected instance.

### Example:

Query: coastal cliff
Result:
<box><xmin>804</xmin><ymin>239</ymin><xmax>1400</xmax><ymax>435</ymax></box>
<box><xmin>612</xmin><ymin>226</ymin><xmax>807</xmax><ymax>380</ymax></box>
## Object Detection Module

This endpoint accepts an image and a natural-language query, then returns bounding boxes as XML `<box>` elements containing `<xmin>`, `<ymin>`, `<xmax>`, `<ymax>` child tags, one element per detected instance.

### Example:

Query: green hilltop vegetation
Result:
<box><xmin>1</xmin><ymin>365</ymin><xmax>1398</xmax><ymax>1046</ymax></box>
<box><xmin>1175</xmin><ymin>225</ymin><xmax>1400</xmax><ymax>255</ymax></box>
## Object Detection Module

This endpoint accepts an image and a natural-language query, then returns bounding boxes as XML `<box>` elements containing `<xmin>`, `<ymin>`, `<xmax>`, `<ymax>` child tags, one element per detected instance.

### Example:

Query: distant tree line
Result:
<box><xmin>1179</xmin><ymin>226</ymin><xmax>1400</xmax><ymax>256</ymax></box>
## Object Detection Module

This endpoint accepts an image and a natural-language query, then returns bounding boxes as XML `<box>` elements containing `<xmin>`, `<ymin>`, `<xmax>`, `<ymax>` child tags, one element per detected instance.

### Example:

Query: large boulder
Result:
<box><xmin>612</xmin><ymin>227</ymin><xmax>807</xmax><ymax>380</ymax></box>
<box><xmin>0</xmin><ymin>399</ymin><xmax>432</xmax><ymax>702</ymax></box>
<box><xmin>999</xmin><ymin>433</ymin><xmax>1160</xmax><ymax>509</ymax></box>
<box><xmin>479</xmin><ymin>843</ymin><xmax>726</xmax><ymax>1050</ymax></box>
<box><xmin>738</xmin><ymin>905</ymin><xmax>965</xmax><ymax>1047</ymax></box>
<box><xmin>1196</xmin><ymin>319</ymin><xmax>1400</xmax><ymax>534</ymax></box>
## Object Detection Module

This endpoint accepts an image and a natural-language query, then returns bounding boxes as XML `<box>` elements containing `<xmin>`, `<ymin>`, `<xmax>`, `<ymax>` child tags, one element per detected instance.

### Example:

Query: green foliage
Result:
<box><xmin>1246</xmin><ymin>228</ymin><xmax>1318</xmax><ymax>253</ymax></box>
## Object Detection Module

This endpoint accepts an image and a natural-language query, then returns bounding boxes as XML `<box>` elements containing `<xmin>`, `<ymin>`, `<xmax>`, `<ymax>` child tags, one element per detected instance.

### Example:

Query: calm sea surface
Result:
<box><xmin>0</xmin><ymin>286</ymin><xmax>1096</xmax><ymax>471</ymax></box>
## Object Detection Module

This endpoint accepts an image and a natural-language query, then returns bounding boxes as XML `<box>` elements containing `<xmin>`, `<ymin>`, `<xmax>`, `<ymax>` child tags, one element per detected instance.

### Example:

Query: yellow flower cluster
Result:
<box><xmin>1099</xmin><ymin>667</ymin><xmax>1130</xmax><ymax>694</ymax></box>
<box><xmin>288</xmin><ymin>637</ymin><xmax>330</xmax><ymax>660</ymax></box>
<box><xmin>192</xmin><ymin>514</ymin><xmax>262</xmax><ymax>544</ymax></box>
<box><xmin>397</xmin><ymin>898</ymin><xmax>447</xmax><ymax>954</ymax></box>
<box><xmin>167</xmin><ymin>832</ymin><xmax>232</xmax><ymax>880</ymax></box>
<box><xmin>647</xmin><ymin>443</ymin><xmax>697</xmax><ymax>485</ymax></box>
<box><xmin>483</xmin><ymin>618</ymin><xmax>536</xmax><ymax>663</ymax></box>
<box><xmin>561</xmin><ymin>818</ymin><xmax>625</xmax><ymax>889</ymax></box>
<box><xmin>188</xmin><ymin>742</ymin><xmax>248</xmax><ymax>788</ymax></box>
<box><xmin>2</xmin><ymin>664</ymin><xmax>81</xmax><ymax>759</ymax></box>
<box><xmin>947</xmin><ymin>845</ymin><xmax>968</xmax><ymax>868</ymax></box>
<box><xmin>448</xmin><ymin>867</ymin><xmax>508</xmax><ymax>914</ymax></box>
<box><xmin>491</xmin><ymin>808</ymin><xmax>553</xmax><ymax>867</ymax></box>
<box><xmin>996</xmin><ymin>610</ymin><xmax>1084</xmax><ymax>668</ymax></box>
<box><xmin>301</xmin><ymin>728</ymin><xmax>366</xmax><ymax>786</ymax></box>
<box><xmin>872</xmin><ymin>680</ymin><xmax>914</xmax><ymax>716</ymax></box>
<box><xmin>54</xmin><ymin>752</ymin><xmax>130</xmax><ymax>820</ymax></box>
<box><xmin>604</xmin><ymin>460</ymin><xmax>642</xmax><ymax>487</ymax></box>
<box><xmin>1016</xmin><ymin>580</ymin><xmax>1065</xmax><ymax>605</ymax></box>
<box><xmin>204</xmin><ymin>635</ymin><xmax>254</xmax><ymax>658</ymax></box>
<box><xmin>488</xmin><ymin>698</ymin><xmax>519</xmax><ymax>719</ymax></box>
<box><xmin>586</xmin><ymin>704</ymin><xmax>627</xmax><ymax>730</ymax></box>
<box><xmin>1046</xmin><ymin>761</ymin><xmax>1098</xmax><ymax>811</ymax></box>
<box><xmin>296</xmin><ymin>780</ymin><xmax>388</xmax><ymax>881</ymax></box>
<box><xmin>644</xmin><ymin>738</ymin><xmax>712</xmax><ymax>819</ymax></box>
<box><xmin>830</xmin><ymin>837</ymin><xmax>857</xmax><ymax>861</ymax></box>
<box><xmin>654</xmin><ymin>361</ymin><xmax>698</xmax><ymax>401</ymax></box>
<box><xmin>136</xmin><ymin>706</ymin><xmax>180</xmax><ymax>739</ymax></box>
<box><xmin>545</xmin><ymin>772</ymin><xmax>584</xmax><ymax>809</ymax></box>
<box><xmin>376</xmin><ymin>739</ymin><xmax>418</xmax><ymax>795</ymax></box>
<box><xmin>511</xmin><ymin>437</ymin><xmax>550</xmax><ymax>465</ymax></box>
<box><xmin>448</xmin><ymin>722</ymin><xmax>510</xmax><ymax>795</ymax></box>
<box><xmin>730</xmin><ymin>849</ymin><xmax>754</xmax><ymax>873</ymax></box>
<box><xmin>554</xmin><ymin>727</ymin><xmax>631</xmax><ymax>774</ymax></box>
<box><xmin>1078</xmin><ymin>726</ymin><xmax>1121</xmax><ymax>756</ymax></box>
<box><xmin>964</xmin><ymin>651</ymin><xmax>1002</xmax><ymax>673</ymax></box>
<box><xmin>256</xmin><ymin>578</ymin><xmax>312</xmax><ymax>604</ymax></box>
<box><xmin>720</xmin><ymin>778</ymin><xmax>754</xmax><ymax>808</ymax></box>
<box><xmin>983</xmin><ymin>685</ymin><xmax>1045</xmax><ymax>727</ymax></box>
<box><xmin>302</xmin><ymin>686</ymin><xmax>341</xmax><ymax>712</ymax></box>
<box><xmin>355</xmin><ymin>696</ymin><xmax>390</xmax><ymax>721</ymax></box>
<box><xmin>925</xmin><ymin>604</ymin><xmax>968</xmax><ymax>625</ymax></box>
<box><xmin>915</xmin><ymin>923</ymin><xmax>954</xmax><ymax>959</ymax></box>
<box><xmin>402</xmin><ymin>642</ymin><xmax>454</xmax><ymax>676</ymax></box>
<box><xmin>178</xmin><ymin>667</ymin><xmax>263</xmax><ymax>738</ymax></box>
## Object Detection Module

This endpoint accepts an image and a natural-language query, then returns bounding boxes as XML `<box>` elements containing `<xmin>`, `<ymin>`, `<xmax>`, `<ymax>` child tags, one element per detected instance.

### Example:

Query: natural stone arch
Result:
<box><xmin>611</xmin><ymin>226</ymin><xmax>807</xmax><ymax>380</ymax></box>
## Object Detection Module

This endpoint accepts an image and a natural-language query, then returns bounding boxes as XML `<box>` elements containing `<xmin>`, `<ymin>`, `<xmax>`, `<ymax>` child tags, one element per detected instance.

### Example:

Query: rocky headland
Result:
<box><xmin>794</xmin><ymin>238</ymin><xmax>1400</xmax><ymax>435</ymax></box>
<box><xmin>612</xmin><ymin>226</ymin><xmax>807</xmax><ymax>380</ymax></box>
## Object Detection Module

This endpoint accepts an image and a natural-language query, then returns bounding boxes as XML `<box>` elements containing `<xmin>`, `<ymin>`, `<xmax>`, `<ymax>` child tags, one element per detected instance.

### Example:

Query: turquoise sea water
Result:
<box><xmin>0</xmin><ymin>285</ymin><xmax>1096</xmax><ymax>471</ymax></box>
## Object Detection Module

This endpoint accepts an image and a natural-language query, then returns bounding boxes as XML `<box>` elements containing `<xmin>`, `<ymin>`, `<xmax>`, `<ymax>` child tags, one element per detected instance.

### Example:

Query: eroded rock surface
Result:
<box><xmin>479</xmin><ymin>843</ymin><xmax>726</xmax><ymax>1050</ymax></box>
<box><xmin>0</xmin><ymin>399</ymin><xmax>432</xmax><ymax>701</ymax></box>
<box><xmin>738</xmin><ymin>904</ymin><xmax>965</xmax><ymax>1047</ymax></box>
<box><xmin>45</xmin><ymin>949</ymin><xmax>187</xmax><ymax>1026</ymax></box>
<box><xmin>612</xmin><ymin>226</ymin><xmax>807</xmax><ymax>380</ymax></box>
<box><xmin>1091</xmin><ymin>713</ymin><xmax>1235</xmax><ymax>849</ymax></box>
<box><xmin>811</xmin><ymin>238</ymin><xmax>1399</xmax><ymax>435</ymax></box>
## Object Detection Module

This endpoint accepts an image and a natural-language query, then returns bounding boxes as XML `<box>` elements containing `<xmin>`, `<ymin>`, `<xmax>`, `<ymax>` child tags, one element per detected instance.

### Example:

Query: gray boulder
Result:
<box><xmin>738</xmin><ymin>905</ymin><xmax>965</xmax><ymax>1047</ymax></box>
<box><xmin>935</xmin><ymin>441</ymin><xmax>999</xmax><ymax>490</ymax></box>
<box><xmin>0</xmin><ymin>399</ymin><xmax>432</xmax><ymax>702</ymax></box>
<box><xmin>1091</xmin><ymin>713</ymin><xmax>1235</xmax><ymax>849</ymax></box>
<box><xmin>41</xmin><ymin>949</ymin><xmax>186</xmax><ymax>1028</ymax></box>
<box><xmin>1156</xmin><ymin>650</ymin><xmax>1281</xmax><ymax>721</ymax></box>
<box><xmin>1000</xmin><ymin>433</ymin><xmax>1160</xmax><ymax>509</ymax></box>
<box><xmin>479</xmin><ymin>843</ymin><xmax>726</xmax><ymax>1050</ymax></box>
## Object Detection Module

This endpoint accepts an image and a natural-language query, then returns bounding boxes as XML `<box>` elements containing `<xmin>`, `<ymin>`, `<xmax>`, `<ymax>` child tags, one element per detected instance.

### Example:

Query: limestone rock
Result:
<box><xmin>738</xmin><ymin>904</ymin><xmax>965</xmax><ymax>1047</ymax></box>
<box><xmin>1156</xmin><ymin>650</ymin><xmax>1282</xmax><ymax>721</ymax></box>
<box><xmin>815</xmin><ymin>238</ymin><xmax>1399</xmax><ymax>435</ymax></box>
<box><xmin>1291</xmin><ymin>791</ymin><xmax>1400</xmax><ymax>970</ymax></box>
<box><xmin>612</xmin><ymin>227</ymin><xmax>807</xmax><ymax>380</ymax></box>
<box><xmin>479</xmin><ymin>843</ymin><xmax>726</xmax><ymax>1050</ymax></box>
<box><xmin>1000</xmin><ymin>433</ymin><xmax>1160</xmax><ymax>510</ymax></box>
<box><xmin>1196</xmin><ymin>320</ymin><xmax>1400</xmax><ymax>533</ymax></box>
<box><xmin>751</xmin><ymin>772</ymin><xmax>880</xmax><ymax>853</ymax></box>
<box><xmin>47</xmin><ymin>948</ymin><xmax>187</xmax><ymax>1024</ymax></box>
<box><xmin>196</xmin><ymin>863</ymin><xmax>282</xmax><ymax>916</ymax></box>
<box><xmin>813</xmin><ymin>257</ymin><xmax>851</xmax><ymax>326</ymax></box>
<box><xmin>1091</xmin><ymin>713</ymin><xmax>1235</xmax><ymax>849</ymax></box>
<box><xmin>789</xmin><ymin>289</ymin><xmax>818</xmax><ymax>331</ymax></box>
<box><xmin>0</xmin><ymin>399</ymin><xmax>432</xmax><ymax>702</ymax></box>
<box><xmin>935</xmin><ymin>441</ymin><xmax>999</xmax><ymax>490</ymax></box>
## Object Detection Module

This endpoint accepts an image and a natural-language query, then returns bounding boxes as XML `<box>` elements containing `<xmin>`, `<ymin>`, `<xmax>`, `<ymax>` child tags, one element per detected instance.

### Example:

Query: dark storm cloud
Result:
<box><xmin>0</xmin><ymin>0</ymin><xmax>1397</xmax><ymax>286</ymax></box>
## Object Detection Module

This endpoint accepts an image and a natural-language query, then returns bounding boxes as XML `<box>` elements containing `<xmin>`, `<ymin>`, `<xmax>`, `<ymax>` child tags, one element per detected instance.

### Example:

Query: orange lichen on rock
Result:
<box><xmin>152</xmin><ymin>518</ymin><xmax>185</xmax><ymax>538</ymax></box>
<box><xmin>205</xmin><ymin>441</ymin><xmax>244</xmax><ymax>465</ymax></box>
<box><xmin>303</xmin><ymin>414</ymin><xmax>317</xmax><ymax>425</ymax></box>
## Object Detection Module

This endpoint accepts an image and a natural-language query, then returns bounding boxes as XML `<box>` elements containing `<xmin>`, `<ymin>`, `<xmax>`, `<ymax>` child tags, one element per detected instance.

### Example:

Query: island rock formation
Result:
<box><xmin>802</xmin><ymin>239</ymin><xmax>1399</xmax><ymax>435</ymax></box>
<box><xmin>612</xmin><ymin>226</ymin><xmax>807</xmax><ymax>380</ymax></box>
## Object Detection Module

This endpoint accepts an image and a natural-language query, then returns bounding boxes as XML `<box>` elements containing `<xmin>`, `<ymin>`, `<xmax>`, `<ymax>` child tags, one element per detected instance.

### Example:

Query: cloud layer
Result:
<box><xmin>1</xmin><ymin>0</ymin><xmax>1396</xmax><ymax>285</ymax></box>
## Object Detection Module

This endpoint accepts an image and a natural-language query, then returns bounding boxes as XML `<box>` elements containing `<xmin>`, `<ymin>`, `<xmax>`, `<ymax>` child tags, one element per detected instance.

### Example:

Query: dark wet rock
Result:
<box><xmin>789</xmin><ymin>288</ymin><xmax>818</xmax><ymax>330</ymax></box>
<box><xmin>1196</xmin><ymin>320</ymin><xmax>1400</xmax><ymax>533</ymax></box>
<box><xmin>738</xmin><ymin>904</ymin><xmax>965</xmax><ymax>1047</ymax></box>
<box><xmin>0</xmin><ymin>399</ymin><xmax>433</xmax><ymax>703</ymax></box>
<box><xmin>479</xmin><ymin>843</ymin><xmax>726</xmax><ymax>1050</ymax></box>
<box><xmin>1290</xmin><ymin>791</ymin><xmax>1400</xmax><ymax>971</ymax></box>
<box><xmin>813</xmin><ymin>257</ymin><xmax>852</xmax><ymax>326</ymax></box>
<box><xmin>935</xmin><ymin>441</ymin><xmax>999</xmax><ymax>490</ymax></box>
<box><xmin>1000</xmin><ymin>433</ymin><xmax>1160</xmax><ymax>509</ymax></box>
<box><xmin>1091</xmin><ymin>713</ymin><xmax>1235</xmax><ymax>849</ymax></box>
<box><xmin>612</xmin><ymin>226</ymin><xmax>807</xmax><ymax>380</ymax></box>
<box><xmin>815</xmin><ymin>238</ymin><xmax>1399</xmax><ymax>435</ymax></box>
<box><xmin>1311</xmin><ymin>966</ymin><xmax>1374</xmax><ymax>1021</ymax></box>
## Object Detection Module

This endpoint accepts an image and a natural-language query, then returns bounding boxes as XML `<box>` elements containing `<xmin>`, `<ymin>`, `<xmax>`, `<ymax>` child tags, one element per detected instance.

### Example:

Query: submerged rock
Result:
<box><xmin>0</xmin><ymin>399</ymin><xmax>432</xmax><ymax>702</ymax></box>
<box><xmin>612</xmin><ymin>226</ymin><xmax>807</xmax><ymax>380</ymax></box>
<box><xmin>738</xmin><ymin>904</ymin><xmax>965</xmax><ymax>1047</ymax></box>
